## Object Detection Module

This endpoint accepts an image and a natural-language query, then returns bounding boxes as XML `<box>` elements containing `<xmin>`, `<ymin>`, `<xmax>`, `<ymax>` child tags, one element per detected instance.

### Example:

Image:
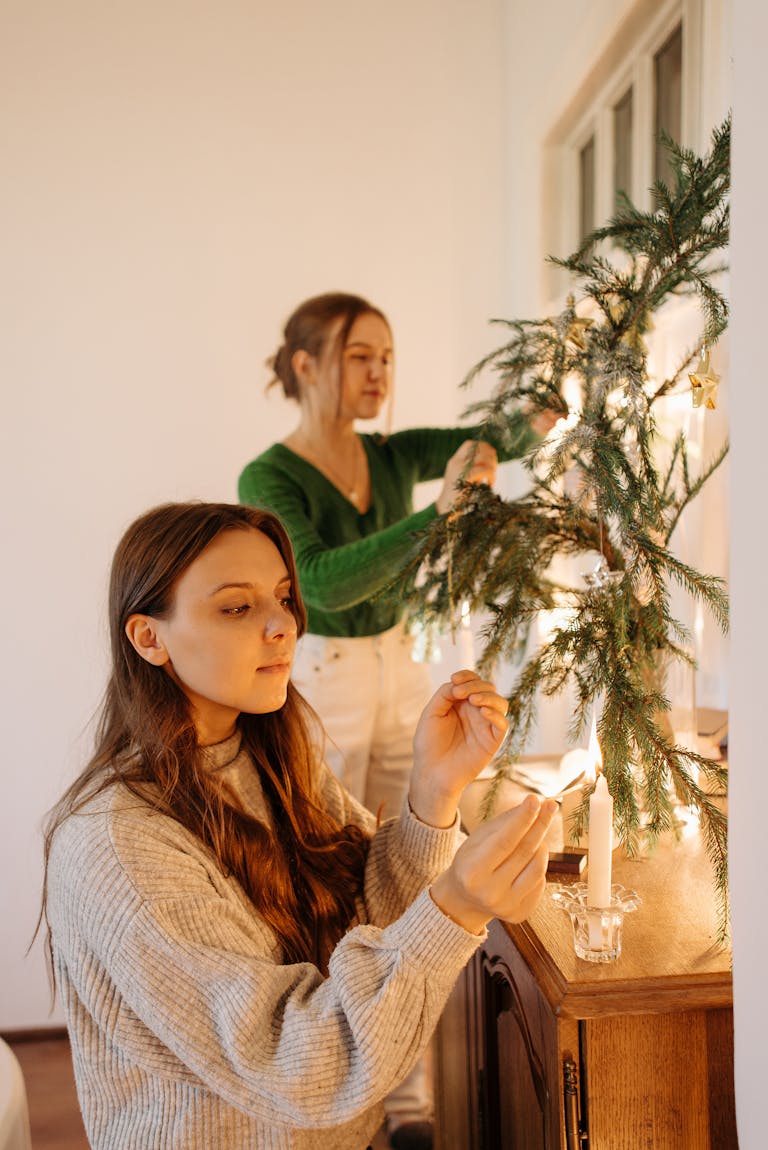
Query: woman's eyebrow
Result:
<box><xmin>345</xmin><ymin>340</ymin><xmax>393</xmax><ymax>352</ymax></box>
<box><xmin>209</xmin><ymin>581</ymin><xmax>255</xmax><ymax>595</ymax></box>
<box><xmin>209</xmin><ymin>577</ymin><xmax>291</xmax><ymax>596</ymax></box>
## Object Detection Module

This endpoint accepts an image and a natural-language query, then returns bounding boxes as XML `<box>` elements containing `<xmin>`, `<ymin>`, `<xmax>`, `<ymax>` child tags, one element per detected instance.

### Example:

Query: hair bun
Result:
<box><xmin>268</xmin><ymin>344</ymin><xmax>298</xmax><ymax>399</ymax></box>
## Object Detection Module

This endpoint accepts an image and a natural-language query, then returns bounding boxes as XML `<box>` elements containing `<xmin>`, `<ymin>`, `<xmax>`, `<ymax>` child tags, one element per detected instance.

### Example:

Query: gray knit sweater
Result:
<box><xmin>47</xmin><ymin>732</ymin><xmax>483</xmax><ymax>1148</ymax></box>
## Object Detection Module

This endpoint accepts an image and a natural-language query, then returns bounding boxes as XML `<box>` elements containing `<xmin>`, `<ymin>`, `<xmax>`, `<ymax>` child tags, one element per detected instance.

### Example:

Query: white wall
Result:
<box><xmin>502</xmin><ymin>0</ymin><xmax>638</xmax><ymax>319</ymax></box>
<box><xmin>0</xmin><ymin>0</ymin><xmax>510</xmax><ymax>1028</ymax></box>
<box><xmin>498</xmin><ymin>1</ymin><xmax>641</xmax><ymax>747</ymax></box>
<box><xmin>730</xmin><ymin>2</ymin><xmax>766</xmax><ymax>1145</ymax></box>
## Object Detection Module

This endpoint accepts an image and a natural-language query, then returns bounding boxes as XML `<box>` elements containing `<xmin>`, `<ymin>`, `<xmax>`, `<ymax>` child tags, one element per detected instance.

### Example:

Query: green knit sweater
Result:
<box><xmin>238</xmin><ymin>420</ymin><xmax>537</xmax><ymax>637</ymax></box>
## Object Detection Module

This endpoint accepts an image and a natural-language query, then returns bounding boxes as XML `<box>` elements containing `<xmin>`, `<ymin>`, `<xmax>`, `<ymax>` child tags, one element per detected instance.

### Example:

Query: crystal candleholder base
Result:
<box><xmin>551</xmin><ymin>882</ymin><xmax>642</xmax><ymax>963</ymax></box>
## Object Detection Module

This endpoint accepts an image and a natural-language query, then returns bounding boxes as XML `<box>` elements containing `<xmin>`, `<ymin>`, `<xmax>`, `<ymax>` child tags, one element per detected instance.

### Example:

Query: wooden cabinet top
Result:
<box><xmin>498</xmin><ymin>825</ymin><xmax>732</xmax><ymax>1020</ymax></box>
<box><xmin>460</xmin><ymin>759</ymin><xmax>732</xmax><ymax>1021</ymax></box>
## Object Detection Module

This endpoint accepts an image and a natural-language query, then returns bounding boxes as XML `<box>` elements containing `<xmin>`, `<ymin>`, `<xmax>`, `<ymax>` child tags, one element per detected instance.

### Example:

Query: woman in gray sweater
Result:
<box><xmin>40</xmin><ymin>501</ymin><xmax>554</xmax><ymax>1150</ymax></box>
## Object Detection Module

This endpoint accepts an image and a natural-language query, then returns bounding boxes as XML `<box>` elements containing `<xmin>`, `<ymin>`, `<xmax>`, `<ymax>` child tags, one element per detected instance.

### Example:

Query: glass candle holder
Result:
<box><xmin>551</xmin><ymin>882</ymin><xmax>642</xmax><ymax>962</ymax></box>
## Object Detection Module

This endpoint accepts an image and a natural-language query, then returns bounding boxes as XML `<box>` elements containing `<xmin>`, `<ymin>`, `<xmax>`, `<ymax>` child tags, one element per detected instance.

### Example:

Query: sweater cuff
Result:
<box><xmin>386</xmin><ymin>887</ymin><xmax>486</xmax><ymax>972</ymax></box>
<box><xmin>397</xmin><ymin>795</ymin><xmax>463</xmax><ymax>871</ymax></box>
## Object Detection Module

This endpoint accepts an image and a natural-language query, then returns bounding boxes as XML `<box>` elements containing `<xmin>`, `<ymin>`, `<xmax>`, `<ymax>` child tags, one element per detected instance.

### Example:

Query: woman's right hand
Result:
<box><xmin>436</xmin><ymin>440</ymin><xmax>498</xmax><ymax>515</ymax></box>
<box><xmin>430</xmin><ymin>795</ymin><xmax>557</xmax><ymax>934</ymax></box>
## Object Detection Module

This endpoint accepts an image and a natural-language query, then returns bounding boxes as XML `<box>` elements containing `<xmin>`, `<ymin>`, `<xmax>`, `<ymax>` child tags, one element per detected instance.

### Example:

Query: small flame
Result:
<box><xmin>460</xmin><ymin>600</ymin><xmax>471</xmax><ymax>629</ymax></box>
<box><xmin>586</xmin><ymin>712</ymin><xmax>602</xmax><ymax>782</ymax></box>
<box><xmin>562</xmin><ymin>374</ymin><xmax>582</xmax><ymax>414</ymax></box>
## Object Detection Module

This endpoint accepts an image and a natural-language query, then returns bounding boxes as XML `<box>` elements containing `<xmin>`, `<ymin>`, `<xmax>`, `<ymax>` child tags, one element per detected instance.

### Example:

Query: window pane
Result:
<box><xmin>613</xmin><ymin>87</ymin><xmax>633</xmax><ymax>207</ymax></box>
<box><xmin>580</xmin><ymin>135</ymin><xmax>595</xmax><ymax>242</ymax></box>
<box><xmin>654</xmin><ymin>23</ymin><xmax>683</xmax><ymax>187</ymax></box>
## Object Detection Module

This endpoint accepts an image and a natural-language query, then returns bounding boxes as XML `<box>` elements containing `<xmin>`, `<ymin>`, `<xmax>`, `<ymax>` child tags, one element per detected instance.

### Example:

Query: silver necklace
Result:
<box><xmin>291</xmin><ymin>433</ymin><xmax>366</xmax><ymax>508</ymax></box>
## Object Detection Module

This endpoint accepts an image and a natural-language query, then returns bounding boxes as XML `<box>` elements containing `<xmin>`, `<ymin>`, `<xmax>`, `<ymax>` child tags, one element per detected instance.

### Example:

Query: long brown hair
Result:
<box><xmin>40</xmin><ymin>502</ymin><xmax>370</xmax><ymax>975</ymax></box>
<box><xmin>268</xmin><ymin>291</ymin><xmax>390</xmax><ymax>400</ymax></box>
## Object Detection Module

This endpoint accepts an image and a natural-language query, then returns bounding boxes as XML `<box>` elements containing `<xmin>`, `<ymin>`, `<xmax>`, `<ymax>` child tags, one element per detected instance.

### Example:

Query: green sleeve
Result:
<box><xmin>237</xmin><ymin>415</ymin><xmax>539</xmax><ymax>619</ymax></box>
<box><xmin>238</xmin><ymin>458</ymin><xmax>438</xmax><ymax>613</ymax></box>
<box><xmin>386</xmin><ymin>413</ymin><xmax>540</xmax><ymax>479</ymax></box>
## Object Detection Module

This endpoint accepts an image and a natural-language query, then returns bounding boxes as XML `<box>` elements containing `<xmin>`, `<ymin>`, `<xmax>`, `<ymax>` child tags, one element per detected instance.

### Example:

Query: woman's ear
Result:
<box><xmin>125</xmin><ymin>615</ymin><xmax>170</xmax><ymax>666</ymax></box>
<box><xmin>291</xmin><ymin>348</ymin><xmax>315</xmax><ymax>388</ymax></box>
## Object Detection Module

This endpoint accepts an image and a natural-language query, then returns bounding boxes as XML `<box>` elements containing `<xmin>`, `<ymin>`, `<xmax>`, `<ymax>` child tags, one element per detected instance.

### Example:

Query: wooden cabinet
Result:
<box><xmin>435</xmin><ymin>828</ymin><xmax>737</xmax><ymax>1149</ymax></box>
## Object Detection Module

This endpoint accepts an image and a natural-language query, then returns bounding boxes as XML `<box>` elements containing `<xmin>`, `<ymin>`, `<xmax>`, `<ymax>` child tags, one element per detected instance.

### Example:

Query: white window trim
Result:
<box><xmin>542</xmin><ymin>0</ymin><xmax>706</xmax><ymax>310</ymax></box>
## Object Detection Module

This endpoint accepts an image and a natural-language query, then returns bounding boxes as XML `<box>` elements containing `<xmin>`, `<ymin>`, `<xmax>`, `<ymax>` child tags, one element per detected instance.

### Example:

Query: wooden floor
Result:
<box><xmin>7</xmin><ymin>1034</ymin><xmax>89</xmax><ymax>1150</ymax></box>
<box><xmin>6</xmin><ymin>1032</ymin><xmax>390</xmax><ymax>1149</ymax></box>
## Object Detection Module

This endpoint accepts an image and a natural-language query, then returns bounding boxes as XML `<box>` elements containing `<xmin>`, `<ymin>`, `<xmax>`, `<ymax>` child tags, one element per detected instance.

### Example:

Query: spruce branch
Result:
<box><xmin>391</xmin><ymin>117</ymin><xmax>732</xmax><ymax>936</ymax></box>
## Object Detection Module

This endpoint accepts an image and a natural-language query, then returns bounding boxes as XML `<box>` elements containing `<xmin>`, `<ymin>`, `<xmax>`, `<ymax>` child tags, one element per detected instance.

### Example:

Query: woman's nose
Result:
<box><xmin>264</xmin><ymin>605</ymin><xmax>297</xmax><ymax>640</ymax></box>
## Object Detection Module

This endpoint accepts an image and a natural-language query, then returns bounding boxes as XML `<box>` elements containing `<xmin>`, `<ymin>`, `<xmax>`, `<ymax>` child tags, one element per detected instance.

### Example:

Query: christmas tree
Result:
<box><xmin>400</xmin><ymin>118</ymin><xmax>730</xmax><ymax>931</ymax></box>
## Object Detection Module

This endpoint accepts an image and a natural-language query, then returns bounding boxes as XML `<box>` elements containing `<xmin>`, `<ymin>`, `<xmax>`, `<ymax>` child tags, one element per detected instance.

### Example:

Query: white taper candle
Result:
<box><xmin>457</xmin><ymin>601</ymin><xmax>475</xmax><ymax>670</ymax></box>
<box><xmin>586</xmin><ymin>773</ymin><xmax>613</xmax><ymax>908</ymax></box>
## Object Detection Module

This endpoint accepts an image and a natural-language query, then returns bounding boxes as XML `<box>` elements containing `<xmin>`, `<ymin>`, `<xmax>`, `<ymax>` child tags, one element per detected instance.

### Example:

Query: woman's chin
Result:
<box><xmin>247</xmin><ymin>686</ymin><xmax>290</xmax><ymax>714</ymax></box>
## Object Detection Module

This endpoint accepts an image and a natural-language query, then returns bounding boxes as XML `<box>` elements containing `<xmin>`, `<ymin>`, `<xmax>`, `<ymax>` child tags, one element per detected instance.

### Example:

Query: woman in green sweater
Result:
<box><xmin>238</xmin><ymin>292</ymin><xmax>548</xmax><ymax>822</ymax></box>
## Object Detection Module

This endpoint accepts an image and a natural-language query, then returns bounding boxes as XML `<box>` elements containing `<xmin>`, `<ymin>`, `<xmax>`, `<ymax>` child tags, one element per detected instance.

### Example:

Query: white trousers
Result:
<box><xmin>292</xmin><ymin>621</ymin><xmax>434</xmax><ymax>820</ymax></box>
<box><xmin>292</xmin><ymin>621</ymin><xmax>435</xmax><ymax>1128</ymax></box>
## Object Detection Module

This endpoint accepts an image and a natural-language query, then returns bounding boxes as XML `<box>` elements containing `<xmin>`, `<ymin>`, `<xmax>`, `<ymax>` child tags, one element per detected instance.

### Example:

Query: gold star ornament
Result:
<box><xmin>563</xmin><ymin>294</ymin><xmax>594</xmax><ymax>351</ymax></box>
<box><xmin>566</xmin><ymin>316</ymin><xmax>594</xmax><ymax>351</ymax></box>
<box><xmin>689</xmin><ymin>348</ymin><xmax>721</xmax><ymax>410</ymax></box>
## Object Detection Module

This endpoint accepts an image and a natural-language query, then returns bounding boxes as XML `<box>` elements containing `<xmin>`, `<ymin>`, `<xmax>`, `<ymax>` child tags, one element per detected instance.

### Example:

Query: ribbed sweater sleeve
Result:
<box><xmin>381</xmin><ymin>416</ymin><xmax>539</xmax><ymax>480</ymax></box>
<box><xmin>47</xmin><ymin>755</ymin><xmax>482</xmax><ymax>1148</ymax></box>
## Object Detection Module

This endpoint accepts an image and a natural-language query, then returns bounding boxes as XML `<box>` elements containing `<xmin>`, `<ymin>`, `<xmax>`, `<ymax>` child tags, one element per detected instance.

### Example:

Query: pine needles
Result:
<box><xmin>398</xmin><ymin>116</ymin><xmax>731</xmax><ymax>939</ymax></box>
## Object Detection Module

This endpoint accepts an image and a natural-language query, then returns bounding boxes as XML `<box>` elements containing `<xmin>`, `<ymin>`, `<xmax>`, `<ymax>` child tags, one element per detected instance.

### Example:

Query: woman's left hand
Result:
<box><xmin>409</xmin><ymin>670</ymin><xmax>509</xmax><ymax>828</ymax></box>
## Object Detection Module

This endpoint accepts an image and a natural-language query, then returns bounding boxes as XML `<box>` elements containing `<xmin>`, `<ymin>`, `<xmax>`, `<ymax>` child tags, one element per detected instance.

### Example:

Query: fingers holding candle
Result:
<box><xmin>430</xmin><ymin>795</ymin><xmax>558</xmax><ymax>935</ymax></box>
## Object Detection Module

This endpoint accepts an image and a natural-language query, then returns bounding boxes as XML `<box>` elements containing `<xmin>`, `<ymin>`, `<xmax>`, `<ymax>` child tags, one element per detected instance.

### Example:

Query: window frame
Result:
<box><xmin>542</xmin><ymin>0</ymin><xmax>705</xmax><ymax>307</ymax></box>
